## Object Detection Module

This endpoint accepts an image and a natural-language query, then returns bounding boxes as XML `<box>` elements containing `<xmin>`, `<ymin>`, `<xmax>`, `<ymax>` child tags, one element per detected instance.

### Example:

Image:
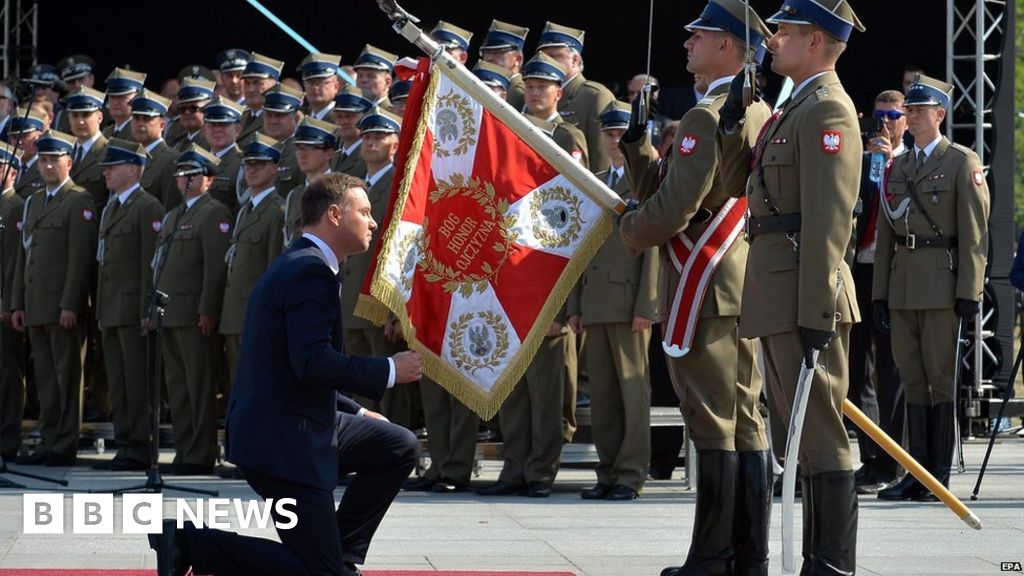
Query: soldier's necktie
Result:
<box><xmin>916</xmin><ymin>149</ymin><xmax>926</xmax><ymax>172</ymax></box>
<box><xmin>609</xmin><ymin>169</ymin><xmax>620</xmax><ymax>189</ymax></box>
<box><xmin>107</xmin><ymin>197</ymin><xmax>121</xmax><ymax>221</ymax></box>
<box><xmin>72</xmin><ymin>144</ymin><xmax>83</xmax><ymax>167</ymax></box>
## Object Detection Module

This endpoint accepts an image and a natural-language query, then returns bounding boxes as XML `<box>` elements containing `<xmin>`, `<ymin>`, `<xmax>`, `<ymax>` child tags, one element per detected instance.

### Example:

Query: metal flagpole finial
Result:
<box><xmin>375</xmin><ymin>0</ymin><xmax>420</xmax><ymax>25</ymax></box>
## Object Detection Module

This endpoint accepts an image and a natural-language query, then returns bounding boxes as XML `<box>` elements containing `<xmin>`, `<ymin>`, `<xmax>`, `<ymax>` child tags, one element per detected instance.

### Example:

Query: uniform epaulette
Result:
<box><xmin>948</xmin><ymin>142</ymin><xmax>974</xmax><ymax>157</ymax></box>
<box><xmin>582</xmin><ymin>79</ymin><xmax>610</xmax><ymax>94</ymax></box>
<box><xmin>697</xmin><ymin>97</ymin><xmax>716</xmax><ymax>107</ymax></box>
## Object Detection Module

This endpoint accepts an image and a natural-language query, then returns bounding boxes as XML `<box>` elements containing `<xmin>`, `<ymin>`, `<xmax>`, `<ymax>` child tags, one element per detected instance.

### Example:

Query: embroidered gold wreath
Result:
<box><xmin>434</xmin><ymin>90</ymin><xmax>477</xmax><ymax>158</ymax></box>
<box><xmin>529</xmin><ymin>186</ymin><xmax>584</xmax><ymax>249</ymax></box>
<box><xmin>448</xmin><ymin>310</ymin><xmax>511</xmax><ymax>374</ymax></box>
<box><xmin>419</xmin><ymin>174</ymin><xmax>518</xmax><ymax>298</ymax></box>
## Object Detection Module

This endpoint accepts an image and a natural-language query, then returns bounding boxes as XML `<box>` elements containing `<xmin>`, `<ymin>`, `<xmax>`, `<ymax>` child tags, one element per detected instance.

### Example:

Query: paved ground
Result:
<box><xmin>0</xmin><ymin>435</ymin><xmax>1022</xmax><ymax>575</ymax></box>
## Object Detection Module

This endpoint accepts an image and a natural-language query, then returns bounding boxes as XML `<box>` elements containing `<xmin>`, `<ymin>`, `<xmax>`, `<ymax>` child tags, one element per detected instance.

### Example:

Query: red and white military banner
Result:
<box><xmin>663</xmin><ymin>197</ymin><xmax>747</xmax><ymax>357</ymax></box>
<box><xmin>356</xmin><ymin>58</ymin><xmax>616</xmax><ymax>419</ymax></box>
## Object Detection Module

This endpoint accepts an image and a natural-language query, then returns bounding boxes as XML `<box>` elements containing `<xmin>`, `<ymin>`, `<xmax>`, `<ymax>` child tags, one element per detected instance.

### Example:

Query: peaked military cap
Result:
<box><xmin>299</xmin><ymin>52</ymin><xmax>342</xmax><ymax>80</ymax></box>
<box><xmin>176</xmin><ymin>78</ymin><xmax>216</xmax><ymax>105</ymax></box>
<box><xmin>767</xmin><ymin>0</ymin><xmax>865</xmax><ymax>42</ymax></box>
<box><xmin>687</xmin><ymin>0</ymin><xmax>772</xmax><ymax>64</ymax></box>
<box><xmin>216</xmin><ymin>48</ymin><xmax>252</xmax><ymax>72</ymax></box>
<box><xmin>57</xmin><ymin>55</ymin><xmax>95</xmax><ymax>82</ymax></box>
<box><xmin>23</xmin><ymin>64</ymin><xmax>61</xmax><ymax>88</ymax></box>
<box><xmin>599</xmin><ymin>101</ymin><xmax>632</xmax><ymax>130</ymax></box>
<box><xmin>175</xmin><ymin>143</ymin><xmax>221</xmax><ymax>174</ymax></box>
<box><xmin>521</xmin><ymin>52</ymin><xmax>568</xmax><ymax>83</ymax></box>
<box><xmin>536</xmin><ymin>22</ymin><xmax>586</xmax><ymax>54</ymax></box>
<box><xmin>293</xmin><ymin>117</ymin><xmax>341</xmax><ymax>148</ymax></box>
<box><xmin>64</xmin><ymin>87</ymin><xmax>105</xmax><ymax>112</ymax></box>
<box><xmin>333</xmin><ymin>85</ymin><xmax>373</xmax><ymax>113</ymax></box>
<box><xmin>262</xmin><ymin>84</ymin><xmax>305</xmax><ymax>113</ymax></box>
<box><xmin>130</xmin><ymin>89</ymin><xmax>171</xmax><ymax>117</ymax></box>
<box><xmin>431</xmin><ymin>21</ymin><xmax>474</xmax><ymax>52</ymax></box>
<box><xmin>7</xmin><ymin>109</ymin><xmax>47</xmax><ymax>135</ymax></box>
<box><xmin>905</xmin><ymin>74</ymin><xmax>953</xmax><ymax>109</ymax></box>
<box><xmin>242</xmin><ymin>133</ymin><xmax>282</xmax><ymax>163</ymax></box>
<box><xmin>100</xmin><ymin>138</ymin><xmax>147</xmax><ymax>166</ymax></box>
<box><xmin>353</xmin><ymin>45</ymin><xmax>398</xmax><ymax>73</ymax></box>
<box><xmin>201</xmin><ymin>96</ymin><xmax>244</xmax><ymax>123</ymax></box>
<box><xmin>243</xmin><ymin>53</ymin><xmax>285</xmax><ymax>80</ymax></box>
<box><xmin>357</xmin><ymin>107</ymin><xmax>401</xmax><ymax>134</ymax></box>
<box><xmin>37</xmin><ymin>130</ymin><xmax>77</xmax><ymax>156</ymax></box>
<box><xmin>388</xmin><ymin>80</ymin><xmax>412</xmax><ymax>104</ymax></box>
<box><xmin>105</xmin><ymin>68</ymin><xmax>147</xmax><ymax>96</ymax></box>
<box><xmin>480</xmin><ymin>19</ymin><xmax>529</xmax><ymax>52</ymax></box>
<box><xmin>0</xmin><ymin>142</ymin><xmax>22</xmax><ymax>171</ymax></box>
<box><xmin>177</xmin><ymin>64</ymin><xmax>216</xmax><ymax>83</ymax></box>
<box><xmin>473</xmin><ymin>61</ymin><xmax>513</xmax><ymax>91</ymax></box>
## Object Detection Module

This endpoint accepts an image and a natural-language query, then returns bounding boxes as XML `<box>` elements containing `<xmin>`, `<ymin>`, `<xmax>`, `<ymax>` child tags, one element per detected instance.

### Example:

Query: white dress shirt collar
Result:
<box><xmin>365</xmin><ymin>163</ymin><xmax>394</xmax><ymax>188</ymax></box>
<box><xmin>302</xmin><ymin>231</ymin><xmax>339</xmax><ymax>274</ymax></box>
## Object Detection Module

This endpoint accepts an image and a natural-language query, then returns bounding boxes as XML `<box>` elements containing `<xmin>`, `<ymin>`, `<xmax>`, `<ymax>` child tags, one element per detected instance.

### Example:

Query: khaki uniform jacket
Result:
<box><xmin>731</xmin><ymin>71</ymin><xmax>861</xmax><ymax>337</ymax></box>
<box><xmin>620</xmin><ymin>82</ymin><xmax>769</xmax><ymax>320</ymax></box>
<box><xmin>166</xmin><ymin>122</ymin><xmax>209</xmax><ymax>153</ymax></box>
<box><xmin>96</xmin><ymin>187</ymin><xmax>164</xmax><ymax>327</ymax></box>
<box><xmin>568</xmin><ymin>169</ymin><xmax>660</xmax><ymax>324</ymax></box>
<box><xmin>273</xmin><ymin>137</ymin><xmax>303</xmax><ymax>197</ymax></box>
<box><xmin>15</xmin><ymin>158</ymin><xmax>43</xmax><ymax>199</ymax></box>
<box><xmin>102</xmin><ymin>120</ymin><xmax>133</xmax><ymax>141</ymax></box>
<box><xmin>220</xmin><ymin>191</ymin><xmax>285</xmax><ymax>334</ymax></box>
<box><xmin>558</xmin><ymin>73</ymin><xmax>615</xmax><ymax>173</ymax></box>
<box><xmin>341</xmin><ymin>166</ymin><xmax>395</xmax><ymax>331</ymax></box>
<box><xmin>528</xmin><ymin>113</ymin><xmax>590</xmax><ymax>171</ymax></box>
<box><xmin>12</xmin><ymin>179</ymin><xmax>97</xmax><ymax>325</ymax></box>
<box><xmin>141</xmin><ymin>140</ymin><xmax>180</xmax><ymax>209</ymax></box>
<box><xmin>154</xmin><ymin>194</ymin><xmax>231</xmax><ymax>328</ymax></box>
<box><xmin>238</xmin><ymin>110</ymin><xmax>264</xmax><ymax>144</ymax></box>
<box><xmin>209</xmin><ymin>144</ymin><xmax>242</xmax><ymax>215</ymax></box>
<box><xmin>331</xmin><ymin>141</ymin><xmax>368</xmax><ymax>178</ymax></box>
<box><xmin>0</xmin><ymin>188</ymin><xmax>25</xmax><ymax>313</ymax></box>
<box><xmin>507</xmin><ymin>73</ymin><xmax>526</xmax><ymax>113</ymax></box>
<box><xmin>70</xmin><ymin>134</ymin><xmax>110</xmax><ymax>210</ymax></box>
<box><xmin>872</xmin><ymin>137</ymin><xmax>989</xmax><ymax>309</ymax></box>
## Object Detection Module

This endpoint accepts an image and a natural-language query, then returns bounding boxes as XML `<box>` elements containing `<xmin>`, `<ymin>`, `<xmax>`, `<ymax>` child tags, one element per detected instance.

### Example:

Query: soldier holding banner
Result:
<box><xmin>722</xmin><ymin>1</ymin><xmax>865</xmax><ymax>573</ymax></box>
<box><xmin>619</xmin><ymin>1</ymin><xmax>772</xmax><ymax>572</ymax></box>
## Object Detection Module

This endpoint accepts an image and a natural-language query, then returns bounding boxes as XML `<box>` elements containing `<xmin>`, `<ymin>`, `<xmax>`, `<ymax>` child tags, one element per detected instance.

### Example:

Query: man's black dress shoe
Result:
<box><xmin>148</xmin><ymin>519</ymin><xmax>190</xmax><ymax>576</ymax></box>
<box><xmin>580</xmin><ymin>483</ymin><xmax>612</xmax><ymax>499</ymax></box>
<box><xmin>526</xmin><ymin>481</ymin><xmax>550</xmax><ymax>498</ymax></box>
<box><xmin>403</xmin><ymin>476</ymin><xmax>438</xmax><ymax>491</ymax></box>
<box><xmin>606</xmin><ymin>485</ymin><xmax>640</xmax><ymax>500</ymax></box>
<box><xmin>431</xmin><ymin>478</ymin><xmax>469</xmax><ymax>493</ymax></box>
<box><xmin>476</xmin><ymin>481</ymin><xmax>526</xmax><ymax>496</ymax></box>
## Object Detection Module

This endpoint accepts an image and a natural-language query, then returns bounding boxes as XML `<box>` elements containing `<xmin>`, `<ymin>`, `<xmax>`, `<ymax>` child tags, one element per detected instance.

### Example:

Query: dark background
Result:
<box><xmin>37</xmin><ymin>0</ymin><xmax>945</xmax><ymax>115</ymax></box>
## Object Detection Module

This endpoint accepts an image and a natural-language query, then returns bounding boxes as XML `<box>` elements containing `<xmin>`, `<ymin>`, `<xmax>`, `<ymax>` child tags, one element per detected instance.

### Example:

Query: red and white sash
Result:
<box><xmin>663</xmin><ymin>197</ymin><xmax>748</xmax><ymax>357</ymax></box>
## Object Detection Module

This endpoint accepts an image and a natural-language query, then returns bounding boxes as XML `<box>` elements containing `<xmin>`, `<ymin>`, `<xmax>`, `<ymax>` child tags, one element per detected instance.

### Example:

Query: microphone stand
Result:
<box><xmin>100</xmin><ymin>174</ymin><xmax>218</xmax><ymax>496</ymax></box>
<box><xmin>0</xmin><ymin>105</ymin><xmax>69</xmax><ymax>488</ymax></box>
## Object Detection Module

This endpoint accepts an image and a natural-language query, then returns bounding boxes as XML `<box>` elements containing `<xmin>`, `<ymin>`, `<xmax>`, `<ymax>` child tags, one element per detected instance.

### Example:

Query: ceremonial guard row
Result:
<box><xmin>0</xmin><ymin>2</ymin><xmax>989</xmax><ymax>574</ymax></box>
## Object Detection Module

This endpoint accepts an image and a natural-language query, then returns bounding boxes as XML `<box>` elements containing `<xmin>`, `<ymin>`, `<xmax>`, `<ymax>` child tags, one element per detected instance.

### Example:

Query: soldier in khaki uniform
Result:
<box><xmin>387</xmin><ymin>80</ymin><xmax>412</xmax><ymax>118</ymax></box>
<box><xmin>92</xmin><ymin>139</ymin><xmax>164</xmax><ymax>471</ymax></box>
<box><xmin>340</xmin><ymin>109</ymin><xmax>415</xmax><ymax>428</ymax></box>
<box><xmin>101</xmin><ymin>68</ymin><xmax>146</xmax><ymax>141</ymax></box>
<box><xmin>239</xmin><ymin>54</ymin><xmax>285</xmax><ymax>144</ymax></box>
<box><xmin>165</xmin><ymin>78</ymin><xmax>214</xmax><ymax>155</ymax></box>
<box><xmin>0</xmin><ymin>144</ymin><xmax>25</xmax><ymax>460</ymax></box>
<box><xmin>214</xmin><ymin>49</ymin><xmax>251</xmax><ymax>106</ymax></box>
<box><xmin>260</xmin><ymin>84</ymin><xmax>305</xmax><ymax>196</ymax></box>
<box><xmin>11</xmin><ymin>131</ymin><xmax>97</xmax><ymax>466</ymax></box>
<box><xmin>283</xmin><ymin>118</ymin><xmax>340</xmax><ymax>246</ymax></box>
<box><xmin>8</xmin><ymin>110</ymin><xmax>48</xmax><ymax>199</ymax></box>
<box><xmin>329</xmin><ymin>86</ymin><xmax>372</xmax><ymax>178</ymax></box>
<box><xmin>200</xmin><ymin>97</ymin><xmax>244</xmax><ymax>215</ymax></box>
<box><xmin>154</xmin><ymin>145</ymin><xmax>231</xmax><ymax>475</ymax></box>
<box><xmin>220</xmin><ymin>135</ymin><xmax>285</xmax><ymax>396</ymax></box>
<box><xmin>569</xmin><ymin>102</ymin><xmax>660</xmax><ymax>501</ymax></box>
<box><xmin>352</xmin><ymin>45</ymin><xmax>397</xmax><ymax>112</ymax></box>
<box><xmin>66</xmin><ymin>87</ymin><xmax>110</xmax><ymax>210</ymax></box>
<box><xmin>874</xmin><ymin>76</ymin><xmax>989</xmax><ymax>502</ymax></box>
<box><xmin>130</xmin><ymin>90</ymin><xmax>178</xmax><ymax>207</ymax></box>
<box><xmin>722</xmin><ymin>3</ymin><xmax>865</xmax><ymax>573</ymax></box>
<box><xmin>620</xmin><ymin>4</ymin><xmax>773</xmax><ymax>571</ymax></box>
<box><xmin>478</xmin><ymin>20</ymin><xmax>529</xmax><ymax>112</ymax></box>
<box><xmin>537</xmin><ymin>22</ymin><xmax>616</xmax><ymax>173</ymax></box>
<box><xmin>299</xmin><ymin>53</ymin><xmax>342</xmax><ymax>122</ymax></box>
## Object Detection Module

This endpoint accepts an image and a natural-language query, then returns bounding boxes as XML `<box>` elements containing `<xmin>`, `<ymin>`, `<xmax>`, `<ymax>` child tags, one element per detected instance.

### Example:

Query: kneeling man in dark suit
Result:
<box><xmin>149</xmin><ymin>172</ymin><xmax>424</xmax><ymax>576</ymax></box>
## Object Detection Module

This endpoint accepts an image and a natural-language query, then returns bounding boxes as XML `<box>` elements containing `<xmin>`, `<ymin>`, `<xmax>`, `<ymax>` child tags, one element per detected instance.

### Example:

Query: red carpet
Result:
<box><xmin>0</xmin><ymin>565</ymin><xmax>577</xmax><ymax>569</ymax></box>
<box><xmin>0</xmin><ymin>571</ymin><xmax>576</xmax><ymax>576</ymax></box>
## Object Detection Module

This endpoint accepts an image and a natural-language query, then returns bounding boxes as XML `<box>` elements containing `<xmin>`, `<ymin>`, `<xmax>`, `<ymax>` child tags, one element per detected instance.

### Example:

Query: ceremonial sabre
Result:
<box><xmin>742</xmin><ymin>0</ymin><xmax>756</xmax><ymax>107</ymax></box>
<box><xmin>244</xmin><ymin>0</ymin><xmax>356</xmax><ymax>85</ymax></box>
<box><xmin>780</xmin><ymin>349</ymin><xmax>817</xmax><ymax>575</ymax></box>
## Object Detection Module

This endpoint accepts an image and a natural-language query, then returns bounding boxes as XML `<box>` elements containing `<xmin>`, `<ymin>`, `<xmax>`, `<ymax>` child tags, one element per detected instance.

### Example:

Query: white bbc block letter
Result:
<box><xmin>23</xmin><ymin>494</ymin><xmax>63</xmax><ymax>534</ymax></box>
<box><xmin>122</xmin><ymin>494</ymin><xmax>163</xmax><ymax>534</ymax></box>
<box><xmin>73</xmin><ymin>493</ymin><xmax>114</xmax><ymax>534</ymax></box>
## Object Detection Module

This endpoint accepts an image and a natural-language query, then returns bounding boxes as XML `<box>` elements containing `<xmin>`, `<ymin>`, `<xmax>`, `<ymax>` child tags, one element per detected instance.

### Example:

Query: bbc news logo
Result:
<box><xmin>22</xmin><ymin>494</ymin><xmax>298</xmax><ymax>534</ymax></box>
